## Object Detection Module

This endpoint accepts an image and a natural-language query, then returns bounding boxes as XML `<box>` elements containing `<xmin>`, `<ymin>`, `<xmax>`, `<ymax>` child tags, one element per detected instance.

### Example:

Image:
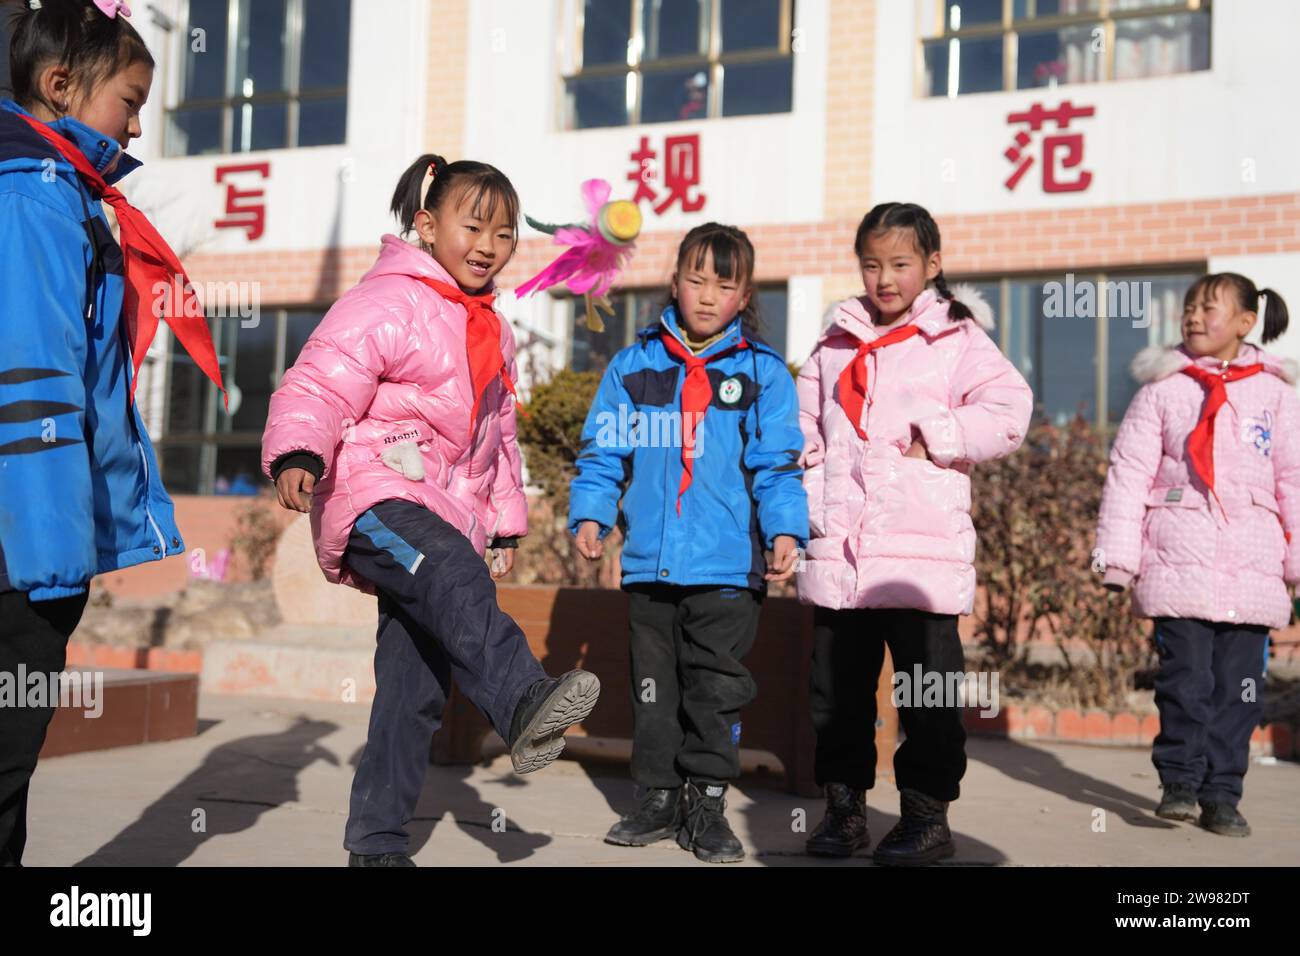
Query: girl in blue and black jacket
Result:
<box><xmin>0</xmin><ymin>1</ymin><xmax>220</xmax><ymax>866</ymax></box>
<box><xmin>570</xmin><ymin>222</ymin><xmax>808</xmax><ymax>863</ymax></box>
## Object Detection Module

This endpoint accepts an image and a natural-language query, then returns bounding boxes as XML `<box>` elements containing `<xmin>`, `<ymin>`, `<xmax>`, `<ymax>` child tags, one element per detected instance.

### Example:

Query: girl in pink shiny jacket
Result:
<box><xmin>261</xmin><ymin>154</ymin><xmax>599</xmax><ymax>866</ymax></box>
<box><xmin>1096</xmin><ymin>273</ymin><xmax>1296</xmax><ymax>838</ymax></box>
<box><xmin>796</xmin><ymin>202</ymin><xmax>1032</xmax><ymax>865</ymax></box>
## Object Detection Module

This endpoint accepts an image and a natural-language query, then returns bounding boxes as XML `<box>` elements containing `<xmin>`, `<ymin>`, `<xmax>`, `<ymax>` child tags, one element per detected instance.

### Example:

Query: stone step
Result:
<box><xmin>40</xmin><ymin>669</ymin><xmax>199</xmax><ymax>758</ymax></box>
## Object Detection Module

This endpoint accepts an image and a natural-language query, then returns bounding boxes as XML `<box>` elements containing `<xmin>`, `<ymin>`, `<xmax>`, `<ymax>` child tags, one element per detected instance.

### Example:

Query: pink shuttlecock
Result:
<box><xmin>515</xmin><ymin>179</ymin><xmax>642</xmax><ymax>332</ymax></box>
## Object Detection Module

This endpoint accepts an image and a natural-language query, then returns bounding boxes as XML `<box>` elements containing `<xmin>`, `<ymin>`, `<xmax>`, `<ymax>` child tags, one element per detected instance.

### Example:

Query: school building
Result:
<box><xmin>8</xmin><ymin>0</ymin><xmax>1298</xmax><ymax>507</ymax></box>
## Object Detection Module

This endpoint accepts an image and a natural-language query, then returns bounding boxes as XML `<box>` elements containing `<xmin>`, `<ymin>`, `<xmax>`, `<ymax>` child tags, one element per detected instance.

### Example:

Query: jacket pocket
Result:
<box><xmin>1141</xmin><ymin>486</ymin><xmax>1210</xmax><ymax>566</ymax></box>
<box><xmin>862</xmin><ymin>455</ymin><xmax>971</xmax><ymax>559</ymax></box>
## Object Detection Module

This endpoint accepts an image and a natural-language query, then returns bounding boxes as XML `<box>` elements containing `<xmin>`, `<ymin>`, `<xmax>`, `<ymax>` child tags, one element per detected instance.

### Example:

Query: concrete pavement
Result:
<box><xmin>23</xmin><ymin>693</ymin><xmax>1300</xmax><ymax>867</ymax></box>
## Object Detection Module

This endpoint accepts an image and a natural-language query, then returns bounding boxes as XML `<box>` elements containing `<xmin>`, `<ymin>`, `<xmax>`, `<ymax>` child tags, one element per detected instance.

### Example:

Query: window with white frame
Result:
<box><xmin>570</xmin><ymin>286</ymin><xmax>790</xmax><ymax>372</ymax></box>
<box><xmin>957</xmin><ymin>270</ymin><xmax>1199</xmax><ymax>428</ymax></box>
<box><xmin>561</xmin><ymin>0</ymin><xmax>796</xmax><ymax>130</ymax></box>
<box><xmin>918</xmin><ymin>0</ymin><xmax>1210</xmax><ymax>98</ymax></box>
<box><xmin>166</xmin><ymin>0</ymin><xmax>351</xmax><ymax>156</ymax></box>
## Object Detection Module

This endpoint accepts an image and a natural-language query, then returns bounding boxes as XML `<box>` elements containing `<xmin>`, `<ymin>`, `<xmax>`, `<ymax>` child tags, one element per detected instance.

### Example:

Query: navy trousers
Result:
<box><xmin>342</xmin><ymin>499</ymin><xmax>546</xmax><ymax>856</ymax></box>
<box><xmin>1151</xmin><ymin>617</ymin><xmax>1268</xmax><ymax>807</ymax></box>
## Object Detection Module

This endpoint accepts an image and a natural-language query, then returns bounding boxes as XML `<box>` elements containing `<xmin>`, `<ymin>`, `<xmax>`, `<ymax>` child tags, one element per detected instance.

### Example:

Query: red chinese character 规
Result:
<box><xmin>1003</xmin><ymin>101</ymin><xmax>1095</xmax><ymax>193</ymax></box>
<box><xmin>654</xmin><ymin>134</ymin><xmax>706</xmax><ymax>214</ymax></box>
<box><xmin>627</xmin><ymin>136</ymin><xmax>658</xmax><ymax>206</ymax></box>
<box><xmin>214</xmin><ymin>162</ymin><xmax>270</xmax><ymax>240</ymax></box>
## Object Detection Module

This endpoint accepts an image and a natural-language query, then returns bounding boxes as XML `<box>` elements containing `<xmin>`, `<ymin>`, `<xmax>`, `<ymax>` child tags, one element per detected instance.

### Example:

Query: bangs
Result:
<box><xmin>451</xmin><ymin>177</ymin><xmax>519</xmax><ymax>229</ymax></box>
<box><xmin>682</xmin><ymin>232</ymin><xmax>753</xmax><ymax>284</ymax></box>
<box><xmin>1183</xmin><ymin>274</ymin><xmax>1229</xmax><ymax>309</ymax></box>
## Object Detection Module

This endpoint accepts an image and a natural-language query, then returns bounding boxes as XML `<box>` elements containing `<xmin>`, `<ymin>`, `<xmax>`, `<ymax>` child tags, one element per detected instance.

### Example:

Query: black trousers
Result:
<box><xmin>0</xmin><ymin>589</ymin><xmax>88</xmax><ymax>866</ymax></box>
<box><xmin>625</xmin><ymin>584</ymin><xmax>762</xmax><ymax>788</ymax></box>
<box><xmin>1151</xmin><ymin>617</ymin><xmax>1268</xmax><ymax>807</ymax></box>
<box><xmin>341</xmin><ymin>500</ymin><xmax>547</xmax><ymax>856</ymax></box>
<box><xmin>810</xmin><ymin>606</ymin><xmax>968</xmax><ymax>802</ymax></box>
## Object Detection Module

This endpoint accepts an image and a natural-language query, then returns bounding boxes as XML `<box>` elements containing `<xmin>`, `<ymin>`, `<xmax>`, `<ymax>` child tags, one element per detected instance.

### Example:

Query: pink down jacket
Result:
<box><xmin>261</xmin><ymin>235</ymin><xmax>528</xmax><ymax>591</ymax></box>
<box><xmin>796</xmin><ymin>287</ymin><xmax>1034</xmax><ymax>614</ymax></box>
<box><xmin>1095</xmin><ymin>343</ymin><xmax>1300</xmax><ymax>629</ymax></box>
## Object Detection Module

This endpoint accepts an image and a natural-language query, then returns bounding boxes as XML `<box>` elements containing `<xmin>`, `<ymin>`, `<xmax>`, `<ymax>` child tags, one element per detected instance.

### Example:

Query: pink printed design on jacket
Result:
<box><xmin>796</xmin><ymin>286</ymin><xmax>1034</xmax><ymax>615</ymax></box>
<box><xmin>1095</xmin><ymin>343</ymin><xmax>1300</xmax><ymax>629</ymax></box>
<box><xmin>260</xmin><ymin>235</ymin><xmax>528</xmax><ymax>592</ymax></box>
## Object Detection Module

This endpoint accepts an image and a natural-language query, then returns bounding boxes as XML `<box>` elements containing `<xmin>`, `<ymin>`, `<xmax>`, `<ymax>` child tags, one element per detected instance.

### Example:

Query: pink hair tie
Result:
<box><xmin>93</xmin><ymin>0</ymin><xmax>133</xmax><ymax>18</ymax></box>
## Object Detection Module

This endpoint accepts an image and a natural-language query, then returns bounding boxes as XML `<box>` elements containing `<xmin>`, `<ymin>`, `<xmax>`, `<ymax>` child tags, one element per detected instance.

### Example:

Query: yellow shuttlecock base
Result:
<box><xmin>597</xmin><ymin>200</ymin><xmax>642</xmax><ymax>245</ymax></box>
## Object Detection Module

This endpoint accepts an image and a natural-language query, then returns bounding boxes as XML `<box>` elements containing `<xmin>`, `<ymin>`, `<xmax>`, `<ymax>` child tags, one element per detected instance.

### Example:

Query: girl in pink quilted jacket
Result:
<box><xmin>261</xmin><ymin>154</ymin><xmax>599</xmax><ymax>867</ymax></box>
<box><xmin>1095</xmin><ymin>272</ymin><xmax>1296</xmax><ymax>838</ymax></box>
<box><xmin>796</xmin><ymin>202</ymin><xmax>1032</xmax><ymax>865</ymax></box>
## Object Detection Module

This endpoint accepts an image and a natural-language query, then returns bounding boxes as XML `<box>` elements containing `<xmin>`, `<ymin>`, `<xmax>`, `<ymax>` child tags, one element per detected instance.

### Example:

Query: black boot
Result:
<box><xmin>677</xmin><ymin>780</ymin><xmax>745</xmax><ymax>864</ymax></box>
<box><xmin>605</xmin><ymin>787</ymin><xmax>683</xmax><ymax>846</ymax></box>
<box><xmin>1155</xmin><ymin>781</ymin><xmax>1199</xmax><ymax>822</ymax></box>
<box><xmin>348</xmin><ymin>851</ymin><xmax>416</xmax><ymax>867</ymax></box>
<box><xmin>1199</xmin><ymin>801</ymin><xmax>1251</xmax><ymax>837</ymax></box>
<box><xmin>872</xmin><ymin>788</ymin><xmax>955</xmax><ymax>867</ymax></box>
<box><xmin>506</xmin><ymin>670</ymin><xmax>601</xmax><ymax>774</ymax></box>
<box><xmin>806</xmin><ymin>782</ymin><xmax>870</xmax><ymax>858</ymax></box>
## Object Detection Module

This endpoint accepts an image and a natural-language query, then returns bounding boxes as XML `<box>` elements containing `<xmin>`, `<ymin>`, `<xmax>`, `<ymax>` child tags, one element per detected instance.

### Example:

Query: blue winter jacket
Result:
<box><xmin>569</xmin><ymin>308</ymin><xmax>808</xmax><ymax>590</ymax></box>
<box><xmin>0</xmin><ymin>99</ymin><xmax>184</xmax><ymax>600</ymax></box>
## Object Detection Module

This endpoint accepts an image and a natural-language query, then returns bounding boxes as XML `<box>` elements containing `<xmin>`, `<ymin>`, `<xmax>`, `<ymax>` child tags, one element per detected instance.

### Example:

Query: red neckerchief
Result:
<box><xmin>1180</xmin><ymin>361</ymin><xmax>1263</xmax><ymax>511</ymax></box>
<box><xmin>660</xmin><ymin>330</ymin><xmax>749</xmax><ymax>516</ymax></box>
<box><xmin>415</xmin><ymin>277</ymin><xmax>519</xmax><ymax>438</ymax></box>
<box><xmin>16</xmin><ymin>112</ymin><xmax>225</xmax><ymax>408</ymax></box>
<box><xmin>836</xmin><ymin>323</ymin><xmax>921</xmax><ymax>440</ymax></box>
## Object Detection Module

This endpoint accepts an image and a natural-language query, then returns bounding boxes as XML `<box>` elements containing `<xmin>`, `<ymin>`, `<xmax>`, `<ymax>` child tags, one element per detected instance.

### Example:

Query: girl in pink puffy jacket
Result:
<box><xmin>1095</xmin><ymin>272</ymin><xmax>1296</xmax><ymax>839</ymax></box>
<box><xmin>796</xmin><ymin>202</ymin><xmax>1032</xmax><ymax>865</ymax></box>
<box><xmin>261</xmin><ymin>153</ymin><xmax>599</xmax><ymax>867</ymax></box>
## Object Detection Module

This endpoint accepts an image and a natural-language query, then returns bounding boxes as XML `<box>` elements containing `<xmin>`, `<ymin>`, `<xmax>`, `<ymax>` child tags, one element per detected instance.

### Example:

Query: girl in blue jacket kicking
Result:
<box><xmin>570</xmin><ymin>222</ymin><xmax>808</xmax><ymax>863</ymax></box>
<box><xmin>0</xmin><ymin>1</ymin><xmax>222</xmax><ymax>866</ymax></box>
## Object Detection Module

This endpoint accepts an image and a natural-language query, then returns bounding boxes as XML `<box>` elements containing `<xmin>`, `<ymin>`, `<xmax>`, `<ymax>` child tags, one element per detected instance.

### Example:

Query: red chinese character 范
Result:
<box><xmin>214</xmin><ymin>162</ymin><xmax>270</xmax><ymax>240</ymax></box>
<box><xmin>1003</xmin><ymin>101</ymin><xmax>1095</xmax><ymax>193</ymax></box>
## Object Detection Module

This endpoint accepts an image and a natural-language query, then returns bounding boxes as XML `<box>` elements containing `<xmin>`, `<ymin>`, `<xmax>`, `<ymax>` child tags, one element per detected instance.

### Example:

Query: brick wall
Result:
<box><xmin>181</xmin><ymin>192</ymin><xmax>1300</xmax><ymax>322</ymax></box>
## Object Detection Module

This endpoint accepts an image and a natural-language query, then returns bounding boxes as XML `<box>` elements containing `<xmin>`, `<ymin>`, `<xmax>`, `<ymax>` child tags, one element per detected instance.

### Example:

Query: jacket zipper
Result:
<box><xmin>137</xmin><ymin>443</ymin><xmax>168</xmax><ymax>557</ymax></box>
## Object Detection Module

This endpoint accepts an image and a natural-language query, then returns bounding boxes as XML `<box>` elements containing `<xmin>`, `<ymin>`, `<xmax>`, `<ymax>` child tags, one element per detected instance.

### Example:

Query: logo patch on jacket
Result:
<box><xmin>1241</xmin><ymin>411</ymin><xmax>1273</xmax><ymax>457</ymax></box>
<box><xmin>718</xmin><ymin>377</ymin><xmax>743</xmax><ymax>405</ymax></box>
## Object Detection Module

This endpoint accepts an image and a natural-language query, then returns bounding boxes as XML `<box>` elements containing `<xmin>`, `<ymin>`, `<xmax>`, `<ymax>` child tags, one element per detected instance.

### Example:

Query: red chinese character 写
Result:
<box><xmin>214</xmin><ymin>162</ymin><xmax>270</xmax><ymax>240</ymax></box>
<box><xmin>627</xmin><ymin>136</ymin><xmax>658</xmax><ymax>206</ymax></box>
<box><xmin>654</xmin><ymin>134</ymin><xmax>706</xmax><ymax>215</ymax></box>
<box><xmin>1003</xmin><ymin>101</ymin><xmax>1095</xmax><ymax>193</ymax></box>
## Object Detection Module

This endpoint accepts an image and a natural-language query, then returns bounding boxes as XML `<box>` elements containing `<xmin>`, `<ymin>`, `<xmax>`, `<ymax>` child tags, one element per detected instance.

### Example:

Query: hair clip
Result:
<box><xmin>93</xmin><ymin>0</ymin><xmax>133</xmax><ymax>19</ymax></box>
<box><xmin>27</xmin><ymin>0</ymin><xmax>42</xmax><ymax>10</ymax></box>
<box><xmin>428</xmin><ymin>163</ymin><xmax>438</xmax><ymax>179</ymax></box>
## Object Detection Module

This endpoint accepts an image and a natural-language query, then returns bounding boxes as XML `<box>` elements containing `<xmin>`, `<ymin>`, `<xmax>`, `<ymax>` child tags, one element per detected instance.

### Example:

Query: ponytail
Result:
<box><xmin>1259</xmin><ymin>287</ymin><xmax>1290</xmax><ymax>344</ymax></box>
<box><xmin>932</xmin><ymin>270</ymin><xmax>973</xmax><ymax>323</ymax></box>
<box><xmin>389</xmin><ymin>153</ymin><xmax>448</xmax><ymax>237</ymax></box>
<box><xmin>388</xmin><ymin>151</ymin><xmax>519</xmax><ymax>244</ymax></box>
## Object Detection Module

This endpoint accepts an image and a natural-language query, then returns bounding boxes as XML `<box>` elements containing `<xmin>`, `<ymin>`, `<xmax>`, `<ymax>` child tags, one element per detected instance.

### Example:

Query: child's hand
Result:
<box><xmin>489</xmin><ymin>548</ymin><xmax>514</xmax><ymax>580</ymax></box>
<box><xmin>275</xmin><ymin>467</ymin><xmax>316</xmax><ymax>513</ymax></box>
<box><xmin>575</xmin><ymin>521</ymin><xmax>604</xmax><ymax>560</ymax></box>
<box><xmin>903</xmin><ymin>438</ymin><xmax>930</xmax><ymax>460</ymax></box>
<box><xmin>765</xmin><ymin>534</ymin><xmax>800</xmax><ymax>583</ymax></box>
